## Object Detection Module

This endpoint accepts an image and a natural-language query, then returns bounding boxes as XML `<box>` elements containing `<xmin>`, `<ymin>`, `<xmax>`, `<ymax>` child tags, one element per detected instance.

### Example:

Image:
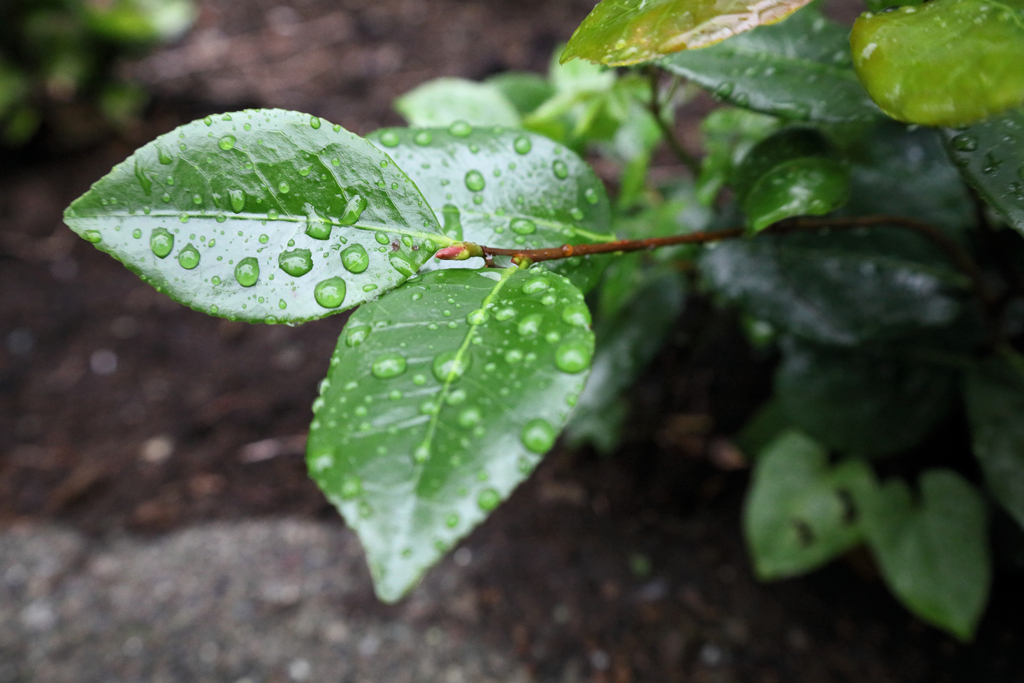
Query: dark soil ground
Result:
<box><xmin>3</xmin><ymin>0</ymin><xmax>1024</xmax><ymax>680</ymax></box>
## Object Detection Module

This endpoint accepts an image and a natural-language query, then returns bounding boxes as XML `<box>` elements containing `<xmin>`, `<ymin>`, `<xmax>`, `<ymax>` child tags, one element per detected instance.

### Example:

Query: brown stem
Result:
<box><xmin>645</xmin><ymin>67</ymin><xmax>700</xmax><ymax>176</ymax></box>
<box><xmin>481</xmin><ymin>215</ymin><xmax>996</xmax><ymax>304</ymax></box>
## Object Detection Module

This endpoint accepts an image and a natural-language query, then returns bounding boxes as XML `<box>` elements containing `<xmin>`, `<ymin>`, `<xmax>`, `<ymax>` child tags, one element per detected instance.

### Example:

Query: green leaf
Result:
<box><xmin>859</xmin><ymin>470</ymin><xmax>990</xmax><ymax>641</ymax></box>
<box><xmin>744</xmin><ymin>430</ymin><xmax>874</xmax><ymax>579</ymax></box>
<box><xmin>566</xmin><ymin>269</ymin><xmax>686</xmax><ymax>453</ymax></box>
<box><xmin>561</xmin><ymin>0</ymin><xmax>815</xmax><ymax>67</ymax></box>
<box><xmin>774</xmin><ymin>339</ymin><xmax>957</xmax><ymax>457</ymax></box>
<box><xmin>700</xmin><ymin>231</ymin><xmax>969</xmax><ymax>346</ymax></box>
<box><xmin>851</xmin><ymin>0</ymin><xmax>1024</xmax><ymax>126</ymax></box>
<box><xmin>485</xmin><ymin>72</ymin><xmax>555</xmax><ymax>116</ymax></box>
<box><xmin>944</xmin><ymin>109</ymin><xmax>1024</xmax><ymax>236</ymax></box>
<box><xmin>83</xmin><ymin>0</ymin><xmax>197</xmax><ymax>43</ymax></box>
<box><xmin>394</xmin><ymin>78</ymin><xmax>521</xmax><ymax>128</ymax></box>
<box><xmin>744</xmin><ymin>157</ymin><xmax>850</xmax><ymax>232</ymax></box>
<box><xmin>368</xmin><ymin>126</ymin><xmax>615</xmax><ymax>292</ymax></box>
<box><xmin>64</xmin><ymin>110</ymin><xmax>447</xmax><ymax>323</ymax></box>
<box><xmin>849</xmin><ymin>122</ymin><xmax>975</xmax><ymax>235</ymax></box>
<box><xmin>306</xmin><ymin>267</ymin><xmax>594</xmax><ymax>601</ymax></box>
<box><xmin>730</xmin><ymin>128</ymin><xmax>850</xmax><ymax>232</ymax></box>
<box><xmin>964</xmin><ymin>355</ymin><xmax>1024</xmax><ymax>531</ymax></box>
<box><xmin>661</xmin><ymin>5</ymin><xmax>879</xmax><ymax>123</ymax></box>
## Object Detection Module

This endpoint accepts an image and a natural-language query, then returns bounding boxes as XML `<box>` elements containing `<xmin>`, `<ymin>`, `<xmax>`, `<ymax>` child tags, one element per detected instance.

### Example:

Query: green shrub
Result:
<box><xmin>63</xmin><ymin>0</ymin><xmax>1024</xmax><ymax>642</ymax></box>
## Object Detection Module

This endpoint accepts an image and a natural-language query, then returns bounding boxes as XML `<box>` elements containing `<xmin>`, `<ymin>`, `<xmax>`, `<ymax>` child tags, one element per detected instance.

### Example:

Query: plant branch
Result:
<box><xmin>450</xmin><ymin>215</ymin><xmax>996</xmax><ymax>305</ymax></box>
<box><xmin>645</xmin><ymin>67</ymin><xmax>700</xmax><ymax>176</ymax></box>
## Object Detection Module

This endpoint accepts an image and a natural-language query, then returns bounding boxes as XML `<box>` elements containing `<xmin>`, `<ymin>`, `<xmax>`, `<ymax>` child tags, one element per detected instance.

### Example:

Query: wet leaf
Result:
<box><xmin>561</xmin><ymin>0</ymin><xmax>816</xmax><ymax>67</ymax></box>
<box><xmin>964</xmin><ymin>354</ymin><xmax>1024</xmax><ymax>531</ymax></box>
<box><xmin>848</xmin><ymin>122</ymin><xmax>975</xmax><ymax>234</ymax></box>
<box><xmin>858</xmin><ymin>470</ymin><xmax>990</xmax><ymax>641</ymax></box>
<box><xmin>745</xmin><ymin>430</ymin><xmax>874</xmax><ymax>578</ymax></box>
<box><xmin>700</xmin><ymin>231</ymin><xmax>969</xmax><ymax>346</ymax></box>
<box><xmin>943</xmin><ymin>109</ymin><xmax>1024</xmax><ymax>235</ymax></box>
<box><xmin>731</xmin><ymin>128</ymin><xmax>849</xmax><ymax>232</ymax></box>
<box><xmin>851</xmin><ymin>0</ymin><xmax>1024</xmax><ymax>126</ymax></box>
<box><xmin>697</xmin><ymin>107</ymin><xmax>781</xmax><ymax>206</ymax></box>
<box><xmin>774</xmin><ymin>339</ymin><xmax>957</xmax><ymax>457</ymax></box>
<box><xmin>83</xmin><ymin>0</ymin><xmax>197</xmax><ymax>43</ymax></box>
<box><xmin>566</xmin><ymin>269</ymin><xmax>686</xmax><ymax>453</ymax></box>
<box><xmin>661</xmin><ymin>5</ymin><xmax>879</xmax><ymax>122</ymax></box>
<box><xmin>368</xmin><ymin>126</ymin><xmax>615</xmax><ymax>292</ymax></box>
<box><xmin>394</xmin><ymin>78</ymin><xmax>521</xmax><ymax>128</ymax></box>
<box><xmin>307</xmin><ymin>267</ymin><xmax>593</xmax><ymax>601</ymax></box>
<box><xmin>64</xmin><ymin>110</ymin><xmax>447</xmax><ymax>323</ymax></box>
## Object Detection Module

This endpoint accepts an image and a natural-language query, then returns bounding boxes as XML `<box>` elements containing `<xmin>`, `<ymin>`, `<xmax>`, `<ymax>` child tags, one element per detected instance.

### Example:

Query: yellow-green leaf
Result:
<box><xmin>561</xmin><ymin>0</ymin><xmax>815</xmax><ymax>67</ymax></box>
<box><xmin>851</xmin><ymin>0</ymin><xmax>1024</xmax><ymax>127</ymax></box>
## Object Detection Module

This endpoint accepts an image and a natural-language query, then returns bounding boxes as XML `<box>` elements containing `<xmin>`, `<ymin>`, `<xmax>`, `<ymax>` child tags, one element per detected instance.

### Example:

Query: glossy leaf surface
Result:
<box><xmin>394</xmin><ymin>78</ymin><xmax>521</xmax><ymax>128</ymax></box>
<box><xmin>369</xmin><ymin>126</ymin><xmax>615</xmax><ymax>291</ymax></box>
<box><xmin>964</xmin><ymin>355</ymin><xmax>1024</xmax><ymax>531</ymax></box>
<box><xmin>566</xmin><ymin>269</ymin><xmax>686</xmax><ymax>452</ymax></box>
<box><xmin>307</xmin><ymin>267</ymin><xmax>594</xmax><ymax>601</ymax></box>
<box><xmin>64</xmin><ymin>110</ymin><xmax>446</xmax><ymax>322</ymax></box>
<box><xmin>745</xmin><ymin>431</ymin><xmax>873</xmax><ymax>578</ymax></box>
<box><xmin>859</xmin><ymin>470</ymin><xmax>990</xmax><ymax>641</ymax></box>
<box><xmin>849</xmin><ymin>122</ymin><xmax>975</xmax><ymax>234</ymax></box>
<box><xmin>662</xmin><ymin>6</ymin><xmax>879</xmax><ymax>123</ymax></box>
<box><xmin>775</xmin><ymin>340</ymin><xmax>957</xmax><ymax>457</ymax></box>
<box><xmin>700</xmin><ymin>231</ymin><xmax>968</xmax><ymax>346</ymax></box>
<box><xmin>744</xmin><ymin>157</ymin><xmax>850</xmax><ymax>232</ymax></box>
<box><xmin>851</xmin><ymin>0</ymin><xmax>1024</xmax><ymax>126</ymax></box>
<box><xmin>944</xmin><ymin>109</ymin><xmax>1024</xmax><ymax>235</ymax></box>
<box><xmin>561</xmin><ymin>0</ymin><xmax>815</xmax><ymax>67</ymax></box>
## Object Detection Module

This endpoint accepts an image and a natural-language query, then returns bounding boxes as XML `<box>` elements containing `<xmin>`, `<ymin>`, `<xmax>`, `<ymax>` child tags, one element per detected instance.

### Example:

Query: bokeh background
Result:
<box><xmin>2</xmin><ymin>1</ymin><xmax>1023</xmax><ymax>681</ymax></box>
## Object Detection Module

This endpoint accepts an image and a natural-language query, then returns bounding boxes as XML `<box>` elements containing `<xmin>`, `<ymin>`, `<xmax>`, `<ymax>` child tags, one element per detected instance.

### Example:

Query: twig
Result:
<box><xmin>645</xmin><ymin>67</ymin><xmax>700</xmax><ymax>176</ymax></box>
<box><xmin>458</xmin><ymin>215</ymin><xmax>995</xmax><ymax>306</ymax></box>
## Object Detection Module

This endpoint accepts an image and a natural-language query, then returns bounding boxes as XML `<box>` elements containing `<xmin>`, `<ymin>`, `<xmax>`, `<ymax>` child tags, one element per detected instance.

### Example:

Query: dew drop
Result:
<box><xmin>552</xmin><ymin>160</ymin><xmax>569</xmax><ymax>180</ymax></box>
<box><xmin>157</xmin><ymin>147</ymin><xmax>173</xmax><ymax>165</ymax></box>
<box><xmin>339</xmin><ymin>194</ymin><xmax>368</xmax><ymax>226</ymax></box>
<box><xmin>449</xmin><ymin>120</ymin><xmax>472</xmax><ymax>137</ymax></box>
<box><xmin>230</xmin><ymin>189</ymin><xmax>246</xmax><ymax>213</ymax></box>
<box><xmin>517</xmin><ymin>314</ymin><xmax>543</xmax><ymax>336</ymax></box>
<box><xmin>466</xmin><ymin>308</ymin><xmax>489</xmax><ymax>325</ymax></box>
<box><xmin>952</xmin><ymin>134</ymin><xmax>978</xmax><ymax>152</ymax></box>
<box><xmin>569</xmin><ymin>208</ymin><xmax>584</xmax><ymax>221</ymax></box>
<box><xmin>555</xmin><ymin>339</ymin><xmax>593</xmax><ymax>374</ymax></box>
<box><xmin>372</xmin><ymin>353</ymin><xmax>408</xmax><ymax>379</ymax></box>
<box><xmin>310</xmin><ymin>116</ymin><xmax>321</xmax><ymax>130</ymax></box>
<box><xmin>259</xmin><ymin>234</ymin><xmax>269</xmax><ymax>244</ymax></box>
<box><xmin>279</xmin><ymin>248</ymin><xmax>313</xmax><ymax>277</ymax></box>
<box><xmin>458</xmin><ymin>408</ymin><xmax>482</xmax><ymax>427</ymax></box>
<box><xmin>338</xmin><ymin>244</ymin><xmax>369</xmax><ymax>275</ymax></box>
<box><xmin>150</xmin><ymin>228</ymin><xmax>174</xmax><ymax>258</ymax></box>
<box><xmin>584</xmin><ymin>187</ymin><xmax>600</xmax><ymax>205</ymax></box>
<box><xmin>83</xmin><ymin>230</ymin><xmax>102</xmax><ymax>244</ymax></box>
<box><xmin>495</xmin><ymin>307</ymin><xmax>516</xmax><ymax>321</ymax></box>
<box><xmin>375</xmin><ymin>232</ymin><xmax>391</xmax><ymax>245</ymax></box>
<box><xmin>218</xmin><ymin>135</ymin><xmax>236</xmax><ymax>151</ymax></box>
<box><xmin>514</xmin><ymin>136</ymin><xmax>532</xmax><ymax>155</ymax></box>
<box><xmin>432</xmin><ymin>351</ymin><xmax>470</xmax><ymax>382</ymax></box>
<box><xmin>314</xmin><ymin>277</ymin><xmax>347</xmax><ymax>308</ymax></box>
<box><xmin>510</xmin><ymin>218</ymin><xmax>536</xmax><ymax>235</ymax></box>
<box><xmin>561</xmin><ymin>303</ymin><xmax>591</xmax><ymax>328</ymax></box>
<box><xmin>522</xmin><ymin>279</ymin><xmax>549</xmax><ymax>294</ymax></box>
<box><xmin>234</xmin><ymin>257</ymin><xmax>260</xmax><ymax>287</ymax></box>
<box><xmin>340</xmin><ymin>476</ymin><xmax>362</xmax><ymax>499</ymax></box>
<box><xmin>445</xmin><ymin>512</ymin><xmax>459</xmax><ymax>528</ymax></box>
<box><xmin>379</xmin><ymin>130</ymin><xmax>400</xmax><ymax>147</ymax></box>
<box><xmin>413</xmin><ymin>443</ymin><xmax>431</xmax><ymax>464</ymax></box>
<box><xmin>521</xmin><ymin>418</ymin><xmax>556</xmax><ymax>454</ymax></box>
<box><xmin>345</xmin><ymin>324</ymin><xmax>371</xmax><ymax>347</ymax></box>
<box><xmin>278</xmin><ymin>181</ymin><xmax>290</xmax><ymax>194</ymax></box>
<box><xmin>177</xmin><ymin>243</ymin><xmax>201</xmax><ymax>270</ymax></box>
<box><xmin>477</xmin><ymin>488</ymin><xmax>501</xmax><ymax>511</ymax></box>
<box><xmin>504</xmin><ymin>349</ymin><xmax>523</xmax><ymax>364</ymax></box>
<box><xmin>132</xmin><ymin>228</ymin><xmax>142</xmax><ymax>239</ymax></box>
<box><xmin>465</xmin><ymin>170</ymin><xmax>486</xmax><ymax>192</ymax></box>
<box><xmin>414</xmin><ymin>130</ymin><xmax>432</xmax><ymax>146</ymax></box>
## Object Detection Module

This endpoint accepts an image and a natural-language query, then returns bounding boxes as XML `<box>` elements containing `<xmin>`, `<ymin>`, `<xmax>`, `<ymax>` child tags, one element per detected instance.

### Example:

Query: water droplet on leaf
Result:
<box><xmin>314</xmin><ymin>277</ymin><xmax>347</xmax><ymax>308</ymax></box>
<box><xmin>521</xmin><ymin>418</ymin><xmax>556</xmax><ymax>454</ymax></box>
<box><xmin>372</xmin><ymin>353</ymin><xmax>408</xmax><ymax>379</ymax></box>
<box><xmin>177</xmin><ymin>243</ymin><xmax>201</xmax><ymax>269</ymax></box>
<box><xmin>150</xmin><ymin>228</ymin><xmax>174</xmax><ymax>258</ymax></box>
<box><xmin>279</xmin><ymin>248</ymin><xmax>313</xmax><ymax>277</ymax></box>
<box><xmin>235</xmin><ymin>257</ymin><xmax>260</xmax><ymax>287</ymax></box>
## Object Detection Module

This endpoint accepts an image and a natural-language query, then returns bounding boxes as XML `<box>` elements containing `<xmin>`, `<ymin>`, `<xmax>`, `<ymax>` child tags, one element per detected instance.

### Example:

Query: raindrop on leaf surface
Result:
<box><xmin>218</xmin><ymin>135</ymin><xmax>236</xmax><ymax>151</ymax></box>
<box><xmin>235</xmin><ymin>257</ymin><xmax>260</xmax><ymax>287</ymax></box>
<box><xmin>150</xmin><ymin>228</ymin><xmax>174</xmax><ymax>258</ymax></box>
<box><xmin>477</xmin><ymin>488</ymin><xmax>501</xmax><ymax>511</ymax></box>
<box><xmin>432</xmin><ymin>351</ymin><xmax>469</xmax><ymax>382</ymax></box>
<box><xmin>341</xmin><ymin>244</ymin><xmax>370</xmax><ymax>273</ymax></box>
<box><xmin>465</xmin><ymin>170</ymin><xmax>486</xmax><ymax>192</ymax></box>
<box><xmin>552</xmin><ymin>160</ymin><xmax>569</xmax><ymax>180</ymax></box>
<box><xmin>279</xmin><ymin>249</ymin><xmax>313</xmax><ymax>277</ymax></box>
<box><xmin>521</xmin><ymin>418</ymin><xmax>556</xmax><ymax>454</ymax></box>
<box><xmin>177</xmin><ymin>243</ymin><xmax>201</xmax><ymax>270</ymax></box>
<box><xmin>514</xmin><ymin>136</ymin><xmax>532</xmax><ymax>155</ymax></box>
<box><xmin>555</xmin><ymin>340</ymin><xmax>592</xmax><ymax>374</ymax></box>
<box><xmin>314</xmin><ymin>277</ymin><xmax>347</xmax><ymax>308</ymax></box>
<box><xmin>372</xmin><ymin>353</ymin><xmax>408</xmax><ymax>379</ymax></box>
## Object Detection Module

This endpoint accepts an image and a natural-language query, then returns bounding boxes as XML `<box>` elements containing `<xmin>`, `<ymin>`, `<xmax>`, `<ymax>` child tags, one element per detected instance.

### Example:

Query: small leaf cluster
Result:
<box><xmin>63</xmin><ymin>0</ymin><xmax>1024</xmax><ymax>643</ymax></box>
<box><xmin>0</xmin><ymin>0</ymin><xmax>196</xmax><ymax>146</ymax></box>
